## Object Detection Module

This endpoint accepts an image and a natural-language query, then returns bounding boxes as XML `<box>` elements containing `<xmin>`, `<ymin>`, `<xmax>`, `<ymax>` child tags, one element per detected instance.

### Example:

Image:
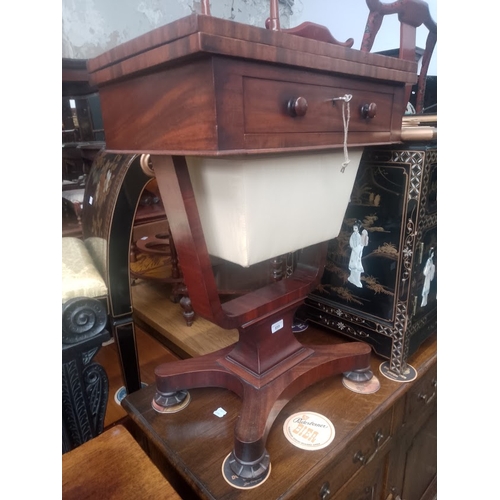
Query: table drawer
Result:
<box><xmin>405</xmin><ymin>362</ymin><xmax>437</xmax><ymax>424</ymax></box>
<box><xmin>242</xmin><ymin>77</ymin><xmax>394</xmax><ymax>135</ymax></box>
<box><xmin>100</xmin><ymin>55</ymin><xmax>408</xmax><ymax>154</ymax></box>
<box><xmin>329</xmin><ymin>448</ymin><xmax>389</xmax><ymax>500</ymax></box>
<box><xmin>310</xmin><ymin>406</ymin><xmax>393</xmax><ymax>499</ymax></box>
<box><xmin>214</xmin><ymin>58</ymin><xmax>407</xmax><ymax>152</ymax></box>
<box><xmin>91</xmin><ymin>14</ymin><xmax>416</xmax><ymax>155</ymax></box>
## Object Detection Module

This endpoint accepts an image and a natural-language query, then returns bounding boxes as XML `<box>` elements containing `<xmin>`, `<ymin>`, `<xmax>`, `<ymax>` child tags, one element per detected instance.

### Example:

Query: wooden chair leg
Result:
<box><xmin>179</xmin><ymin>295</ymin><xmax>195</xmax><ymax>327</ymax></box>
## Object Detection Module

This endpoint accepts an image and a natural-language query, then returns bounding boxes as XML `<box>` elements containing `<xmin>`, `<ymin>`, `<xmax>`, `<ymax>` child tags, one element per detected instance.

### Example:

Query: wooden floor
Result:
<box><xmin>131</xmin><ymin>280</ymin><xmax>239</xmax><ymax>358</ymax></box>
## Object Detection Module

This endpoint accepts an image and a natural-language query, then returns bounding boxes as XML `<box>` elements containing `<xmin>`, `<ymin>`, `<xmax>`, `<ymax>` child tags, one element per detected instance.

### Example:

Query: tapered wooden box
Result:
<box><xmin>302</xmin><ymin>142</ymin><xmax>437</xmax><ymax>375</ymax></box>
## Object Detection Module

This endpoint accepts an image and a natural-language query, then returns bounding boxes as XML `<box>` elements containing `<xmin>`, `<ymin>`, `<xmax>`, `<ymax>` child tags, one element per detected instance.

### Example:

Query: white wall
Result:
<box><xmin>62</xmin><ymin>1</ymin><xmax>437</xmax><ymax>76</ymax></box>
<box><xmin>62</xmin><ymin>0</ymin><xmax>294</xmax><ymax>59</ymax></box>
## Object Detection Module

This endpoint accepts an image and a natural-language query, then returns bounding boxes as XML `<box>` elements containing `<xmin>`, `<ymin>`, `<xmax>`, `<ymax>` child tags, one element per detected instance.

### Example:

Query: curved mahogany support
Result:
<box><xmin>362</xmin><ymin>0</ymin><xmax>437</xmax><ymax>52</ymax></box>
<box><xmin>152</xmin><ymin>153</ymin><xmax>373</xmax><ymax>479</ymax></box>
<box><xmin>361</xmin><ymin>0</ymin><xmax>437</xmax><ymax>113</ymax></box>
<box><xmin>415</xmin><ymin>28</ymin><xmax>436</xmax><ymax>113</ymax></box>
<box><xmin>154</xmin><ymin>307</ymin><xmax>372</xmax><ymax>478</ymax></box>
<box><xmin>151</xmin><ymin>155</ymin><xmax>326</xmax><ymax>330</ymax></box>
<box><xmin>231</xmin><ymin>343</ymin><xmax>371</xmax><ymax>463</ymax></box>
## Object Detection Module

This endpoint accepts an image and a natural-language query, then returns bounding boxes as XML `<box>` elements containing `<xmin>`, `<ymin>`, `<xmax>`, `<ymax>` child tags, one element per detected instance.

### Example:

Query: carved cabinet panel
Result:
<box><xmin>302</xmin><ymin>143</ymin><xmax>437</xmax><ymax>375</ymax></box>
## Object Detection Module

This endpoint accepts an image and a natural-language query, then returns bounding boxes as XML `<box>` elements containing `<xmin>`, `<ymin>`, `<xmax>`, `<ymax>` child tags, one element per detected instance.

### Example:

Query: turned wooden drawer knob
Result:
<box><xmin>287</xmin><ymin>96</ymin><xmax>308</xmax><ymax>117</ymax></box>
<box><xmin>360</xmin><ymin>102</ymin><xmax>377</xmax><ymax>119</ymax></box>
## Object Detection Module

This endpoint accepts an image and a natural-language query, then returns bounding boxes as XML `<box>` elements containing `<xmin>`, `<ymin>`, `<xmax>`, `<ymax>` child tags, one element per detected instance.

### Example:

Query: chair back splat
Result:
<box><xmin>361</xmin><ymin>0</ymin><xmax>437</xmax><ymax>113</ymax></box>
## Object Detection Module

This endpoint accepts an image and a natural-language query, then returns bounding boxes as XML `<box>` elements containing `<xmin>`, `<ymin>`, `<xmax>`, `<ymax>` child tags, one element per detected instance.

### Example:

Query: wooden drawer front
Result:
<box><xmin>312</xmin><ymin>407</ymin><xmax>393</xmax><ymax>499</ymax></box>
<box><xmin>100</xmin><ymin>55</ymin><xmax>407</xmax><ymax>154</ymax></box>
<box><xmin>214</xmin><ymin>58</ymin><xmax>406</xmax><ymax>152</ymax></box>
<box><xmin>405</xmin><ymin>363</ymin><xmax>437</xmax><ymax>424</ymax></box>
<box><xmin>243</xmin><ymin>77</ymin><xmax>394</xmax><ymax>135</ymax></box>
<box><xmin>329</xmin><ymin>449</ymin><xmax>389</xmax><ymax>500</ymax></box>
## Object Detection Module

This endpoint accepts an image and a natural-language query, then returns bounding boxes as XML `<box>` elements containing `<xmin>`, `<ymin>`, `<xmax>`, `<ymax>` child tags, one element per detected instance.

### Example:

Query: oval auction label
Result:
<box><xmin>283</xmin><ymin>411</ymin><xmax>335</xmax><ymax>451</ymax></box>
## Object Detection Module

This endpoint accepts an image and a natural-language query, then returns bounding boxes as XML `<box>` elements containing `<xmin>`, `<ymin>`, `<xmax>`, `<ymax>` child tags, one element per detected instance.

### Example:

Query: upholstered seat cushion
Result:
<box><xmin>62</xmin><ymin>237</ymin><xmax>108</xmax><ymax>302</ymax></box>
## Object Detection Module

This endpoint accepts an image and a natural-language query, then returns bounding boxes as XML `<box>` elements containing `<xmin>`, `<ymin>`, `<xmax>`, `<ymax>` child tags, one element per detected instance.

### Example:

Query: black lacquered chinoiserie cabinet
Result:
<box><xmin>301</xmin><ymin>142</ymin><xmax>437</xmax><ymax>377</ymax></box>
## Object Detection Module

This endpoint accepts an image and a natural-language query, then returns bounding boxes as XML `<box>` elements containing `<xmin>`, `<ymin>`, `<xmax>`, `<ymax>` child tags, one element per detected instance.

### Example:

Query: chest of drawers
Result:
<box><xmin>122</xmin><ymin>327</ymin><xmax>436</xmax><ymax>500</ymax></box>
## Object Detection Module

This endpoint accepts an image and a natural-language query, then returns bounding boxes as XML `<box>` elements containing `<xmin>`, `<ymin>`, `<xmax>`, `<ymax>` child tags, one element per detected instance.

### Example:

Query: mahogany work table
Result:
<box><xmin>123</xmin><ymin>327</ymin><xmax>437</xmax><ymax>500</ymax></box>
<box><xmin>88</xmin><ymin>2</ymin><xmax>425</xmax><ymax>486</ymax></box>
<box><xmin>62</xmin><ymin>424</ymin><xmax>182</xmax><ymax>500</ymax></box>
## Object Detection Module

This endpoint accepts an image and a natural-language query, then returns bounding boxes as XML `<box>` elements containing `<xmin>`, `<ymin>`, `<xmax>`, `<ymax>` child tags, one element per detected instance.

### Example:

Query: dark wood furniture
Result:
<box><xmin>62</xmin><ymin>58</ymin><xmax>105</xmax><ymax>182</ymax></box>
<box><xmin>62</xmin><ymin>424</ymin><xmax>182</xmax><ymax>499</ymax></box>
<box><xmin>123</xmin><ymin>326</ymin><xmax>437</xmax><ymax>500</ymax></box>
<box><xmin>87</xmin><ymin>18</ymin><xmax>414</xmax><ymax>153</ymax></box>
<box><xmin>62</xmin><ymin>153</ymin><xmax>183</xmax><ymax>452</ymax></box>
<box><xmin>302</xmin><ymin>140</ymin><xmax>437</xmax><ymax>378</ymax></box>
<box><xmin>62</xmin><ymin>58</ymin><xmax>106</xmax><ymax>240</ymax></box>
<box><xmin>81</xmin><ymin>151</ymin><xmax>158</xmax><ymax>395</ymax></box>
<box><xmin>88</xmin><ymin>0</ymin><xmax>423</xmax><ymax>483</ymax></box>
<box><xmin>62</xmin><ymin>296</ymin><xmax>110</xmax><ymax>453</ymax></box>
<box><xmin>361</xmin><ymin>0</ymin><xmax>437</xmax><ymax>114</ymax></box>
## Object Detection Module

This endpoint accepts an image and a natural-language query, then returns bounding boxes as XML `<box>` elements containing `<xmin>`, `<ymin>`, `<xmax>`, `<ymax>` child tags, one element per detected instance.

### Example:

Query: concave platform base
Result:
<box><xmin>153</xmin><ymin>308</ymin><xmax>371</xmax><ymax>481</ymax></box>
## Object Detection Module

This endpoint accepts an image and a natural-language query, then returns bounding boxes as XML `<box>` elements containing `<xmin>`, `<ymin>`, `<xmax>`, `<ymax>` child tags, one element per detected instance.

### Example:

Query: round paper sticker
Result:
<box><xmin>283</xmin><ymin>411</ymin><xmax>335</xmax><ymax>451</ymax></box>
